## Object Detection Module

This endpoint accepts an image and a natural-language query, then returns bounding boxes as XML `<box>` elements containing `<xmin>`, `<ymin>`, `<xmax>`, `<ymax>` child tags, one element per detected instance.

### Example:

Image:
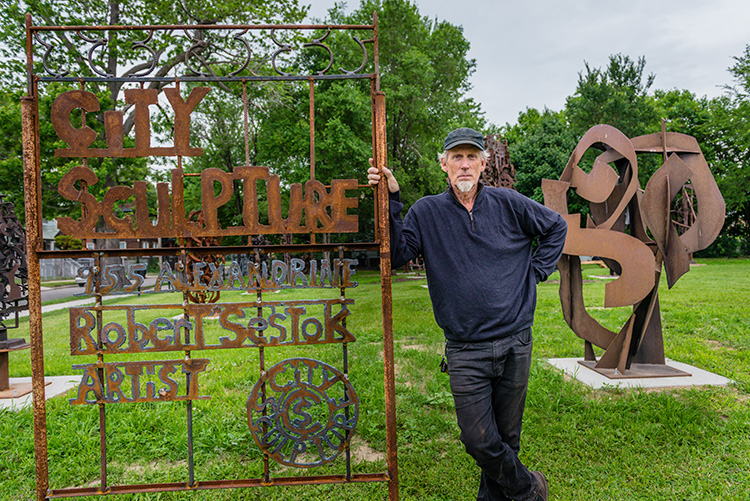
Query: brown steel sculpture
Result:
<box><xmin>543</xmin><ymin>124</ymin><xmax>725</xmax><ymax>378</ymax></box>
<box><xmin>0</xmin><ymin>195</ymin><xmax>31</xmax><ymax>398</ymax></box>
<box><xmin>481</xmin><ymin>134</ymin><xmax>516</xmax><ymax>189</ymax></box>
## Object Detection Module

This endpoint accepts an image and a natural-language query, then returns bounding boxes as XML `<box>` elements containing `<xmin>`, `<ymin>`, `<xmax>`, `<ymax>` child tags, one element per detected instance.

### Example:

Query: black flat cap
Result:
<box><xmin>443</xmin><ymin>127</ymin><xmax>485</xmax><ymax>151</ymax></box>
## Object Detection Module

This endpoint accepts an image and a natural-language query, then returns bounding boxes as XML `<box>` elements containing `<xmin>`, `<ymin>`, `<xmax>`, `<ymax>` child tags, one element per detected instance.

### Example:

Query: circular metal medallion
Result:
<box><xmin>247</xmin><ymin>358</ymin><xmax>358</xmax><ymax>468</ymax></box>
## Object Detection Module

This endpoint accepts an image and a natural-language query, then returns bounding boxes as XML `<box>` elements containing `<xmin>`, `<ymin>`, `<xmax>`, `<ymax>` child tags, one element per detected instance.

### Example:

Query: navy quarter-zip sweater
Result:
<box><xmin>389</xmin><ymin>184</ymin><xmax>567</xmax><ymax>343</ymax></box>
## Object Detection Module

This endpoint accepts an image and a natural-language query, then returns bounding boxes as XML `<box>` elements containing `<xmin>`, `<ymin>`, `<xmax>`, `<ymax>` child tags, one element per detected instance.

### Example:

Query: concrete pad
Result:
<box><xmin>0</xmin><ymin>375</ymin><xmax>82</xmax><ymax>411</ymax></box>
<box><xmin>545</xmin><ymin>358</ymin><xmax>733</xmax><ymax>390</ymax></box>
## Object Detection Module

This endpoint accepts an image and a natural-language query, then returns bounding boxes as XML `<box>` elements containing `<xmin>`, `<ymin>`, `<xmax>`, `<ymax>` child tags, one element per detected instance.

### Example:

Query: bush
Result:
<box><xmin>53</xmin><ymin>234</ymin><xmax>83</xmax><ymax>250</ymax></box>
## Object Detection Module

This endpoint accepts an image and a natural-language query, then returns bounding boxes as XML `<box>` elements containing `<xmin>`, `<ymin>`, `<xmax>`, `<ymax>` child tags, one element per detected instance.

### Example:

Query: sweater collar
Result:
<box><xmin>445</xmin><ymin>180</ymin><xmax>485</xmax><ymax>209</ymax></box>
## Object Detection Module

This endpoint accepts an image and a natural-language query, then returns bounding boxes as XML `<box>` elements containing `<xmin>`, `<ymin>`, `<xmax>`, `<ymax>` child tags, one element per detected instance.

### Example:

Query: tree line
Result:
<box><xmin>504</xmin><ymin>52</ymin><xmax>750</xmax><ymax>256</ymax></box>
<box><xmin>0</xmin><ymin>0</ymin><xmax>747</xmax><ymax>254</ymax></box>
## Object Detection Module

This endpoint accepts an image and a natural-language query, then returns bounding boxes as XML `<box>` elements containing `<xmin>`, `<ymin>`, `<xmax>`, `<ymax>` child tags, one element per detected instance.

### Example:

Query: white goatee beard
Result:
<box><xmin>456</xmin><ymin>181</ymin><xmax>475</xmax><ymax>193</ymax></box>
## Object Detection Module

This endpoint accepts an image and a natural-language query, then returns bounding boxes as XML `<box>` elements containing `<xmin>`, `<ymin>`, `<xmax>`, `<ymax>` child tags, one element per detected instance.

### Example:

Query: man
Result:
<box><xmin>367</xmin><ymin>127</ymin><xmax>567</xmax><ymax>501</ymax></box>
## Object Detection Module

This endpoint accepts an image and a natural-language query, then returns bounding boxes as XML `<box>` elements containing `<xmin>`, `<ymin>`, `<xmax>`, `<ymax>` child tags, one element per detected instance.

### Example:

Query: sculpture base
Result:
<box><xmin>546</xmin><ymin>358</ymin><xmax>731</xmax><ymax>390</ymax></box>
<box><xmin>578</xmin><ymin>360</ymin><xmax>692</xmax><ymax>379</ymax></box>
<box><xmin>0</xmin><ymin>376</ymin><xmax>77</xmax><ymax>410</ymax></box>
<box><xmin>578</xmin><ymin>360</ymin><xmax>691</xmax><ymax>379</ymax></box>
<box><xmin>0</xmin><ymin>382</ymin><xmax>37</xmax><ymax>399</ymax></box>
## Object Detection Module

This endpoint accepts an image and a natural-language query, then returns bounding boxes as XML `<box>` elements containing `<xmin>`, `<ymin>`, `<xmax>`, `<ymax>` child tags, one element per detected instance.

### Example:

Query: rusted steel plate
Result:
<box><xmin>558</xmin><ymin>124</ymin><xmax>639</xmax><ymax>231</ymax></box>
<box><xmin>70</xmin><ymin>299</ymin><xmax>355</xmax><ymax>356</ymax></box>
<box><xmin>636</xmin><ymin>133</ymin><xmax>725</xmax><ymax>254</ymax></box>
<box><xmin>57</xmin><ymin>165</ymin><xmax>359</xmax><ymax>238</ymax></box>
<box><xmin>247</xmin><ymin>358</ymin><xmax>358</xmax><ymax>468</ymax></box>
<box><xmin>47</xmin><ymin>473</ymin><xmax>389</xmax><ymax>497</ymax></box>
<box><xmin>641</xmin><ymin>154</ymin><xmax>693</xmax><ymax>287</ymax></box>
<box><xmin>559</xmin><ymin>214</ymin><xmax>655</xmax><ymax>308</ymax></box>
<box><xmin>631</xmin><ymin>131</ymin><xmax>702</xmax><ymax>154</ymax></box>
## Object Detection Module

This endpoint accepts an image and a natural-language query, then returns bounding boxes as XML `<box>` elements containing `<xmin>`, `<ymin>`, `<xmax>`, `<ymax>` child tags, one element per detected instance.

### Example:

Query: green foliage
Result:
<box><xmin>566</xmin><ymin>54</ymin><xmax>659</xmax><ymax>138</ymax></box>
<box><xmin>53</xmin><ymin>234</ymin><xmax>83</xmax><ymax>250</ymax></box>
<box><xmin>311</xmin><ymin>0</ymin><xmax>484</xmax><ymax>208</ymax></box>
<box><xmin>2</xmin><ymin>260</ymin><xmax>750</xmax><ymax>499</ymax></box>
<box><xmin>501</xmin><ymin>108</ymin><xmax>577</xmax><ymax>204</ymax></box>
<box><xmin>0</xmin><ymin>0</ymin><xmax>308</xmax><ymax>93</ymax></box>
<box><xmin>0</xmin><ymin>91</ymin><xmax>24</xmax><ymax>214</ymax></box>
<box><xmin>703</xmin><ymin>46</ymin><xmax>750</xmax><ymax>248</ymax></box>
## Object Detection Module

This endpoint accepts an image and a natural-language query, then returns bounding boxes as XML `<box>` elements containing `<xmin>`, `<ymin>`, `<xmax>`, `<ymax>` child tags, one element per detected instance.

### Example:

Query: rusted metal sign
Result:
<box><xmin>21</xmin><ymin>14</ymin><xmax>398</xmax><ymax>501</ymax></box>
<box><xmin>52</xmin><ymin>88</ymin><xmax>209</xmax><ymax>158</ymax></box>
<box><xmin>70</xmin><ymin>359</ymin><xmax>210</xmax><ymax>405</ymax></box>
<box><xmin>543</xmin><ymin>123</ymin><xmax>725</xmax><ymax>377</ymax></box>
<box><xmin>75</xmin><ymin>258</ymin><xmax>359</xmax><ymax>295</ymax></box>
<box><xmin>69</xmin><ymin>299</ymin><xmax>355</xmax><ymax>355</ymax></box>
<box><xmin>57</xmin><ymin>164</ymin><xmax>359</xmax><ymax>238</ymax></box>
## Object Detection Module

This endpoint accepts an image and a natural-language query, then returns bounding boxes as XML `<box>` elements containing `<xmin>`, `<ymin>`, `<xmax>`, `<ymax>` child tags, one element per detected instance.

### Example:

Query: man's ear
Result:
<box><xmin>479</xmin><ymin>156</ymin><xmax>487</xmax><ymax>172</ymax></box>
<box><xmin>440</xmin><ymin>157</ymin><xmax>448</xmax><ymax>173</ymax></box>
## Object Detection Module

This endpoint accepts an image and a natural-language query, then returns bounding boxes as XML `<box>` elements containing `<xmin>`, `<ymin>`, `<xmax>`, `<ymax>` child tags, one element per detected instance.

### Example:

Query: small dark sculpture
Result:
<box><xmin>543</xmin><ymin>124</ymin><xmax>725</xmax><ymax>378</ymax></box>
<box><xmin>178</xmin><ymin>210</ymin><xmax>224</xmax><ymax>304</ymax></box>
<box><xmin>481</xmin><ymin>134</ymin><xmax>516</xmax><ymax>189</ymax></box>
<box><xmin>0</xmin><ymin>195</ymin><xmax>31</xmax><ymax>397</ymax></box>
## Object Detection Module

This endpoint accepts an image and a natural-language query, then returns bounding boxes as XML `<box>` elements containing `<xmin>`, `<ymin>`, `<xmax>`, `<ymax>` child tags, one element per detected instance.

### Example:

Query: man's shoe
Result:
<box><xmin>531</xmin><ymin>470</ymin><xmax>548</xmax><ymax>501</ymax></box>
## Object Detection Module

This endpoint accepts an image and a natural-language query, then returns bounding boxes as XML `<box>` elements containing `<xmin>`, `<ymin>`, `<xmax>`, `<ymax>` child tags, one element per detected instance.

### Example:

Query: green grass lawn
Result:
<box><xmin>1</xmin><ymin>258</ymin><xmax>749</xmax><ymax>500</ymax></box>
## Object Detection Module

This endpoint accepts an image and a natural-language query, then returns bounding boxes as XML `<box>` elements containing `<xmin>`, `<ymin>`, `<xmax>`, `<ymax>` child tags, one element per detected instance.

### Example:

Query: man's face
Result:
<box><xmin>440</xmin><ymin>145</ymin><xmax>486</xmax><ymax>194</ymax></box>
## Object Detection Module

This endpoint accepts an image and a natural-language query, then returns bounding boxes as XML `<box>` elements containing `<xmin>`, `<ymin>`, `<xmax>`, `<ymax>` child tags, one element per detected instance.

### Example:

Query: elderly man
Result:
<box><xmin>368</xmin><ymin>127</ymin><xmax>567</xmax><ymax>501</ymax></box>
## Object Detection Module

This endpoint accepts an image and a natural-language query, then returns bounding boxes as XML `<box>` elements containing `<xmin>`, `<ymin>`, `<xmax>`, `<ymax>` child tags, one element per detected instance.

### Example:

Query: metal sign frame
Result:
<box><xmin>21</xmin><ymin>12</ymin><xmax>397</xmax><ymax>500</ymax></box>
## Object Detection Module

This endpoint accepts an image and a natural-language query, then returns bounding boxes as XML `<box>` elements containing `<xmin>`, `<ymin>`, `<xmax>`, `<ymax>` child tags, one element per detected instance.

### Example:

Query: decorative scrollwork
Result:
<box><xmin>303</xmin><ymin>28</ymin><xmax>333</xmax><ymax>76</ymax></box>
<box><xmin>35</xmin><ymin>33</ymin><xmax>69</xmax><ymax>78</ymax></box>
<box><xmin>227</xmin><ymin>29</ymin><xmax>253</xmax><ymax>77</ymax></box>
<box><xmin>340</xmin><ymin>36</ymin><xmax>370</xmax><ymax>75</ymax></box>
<box><xmin>128</xmin><ymin>29</ymin><xmax>158</xmax><ymax>77</ymax></box>
<box><xmin>183</xmin><ymin>29</ymin><xmax>210</xmax><ymax>77</ymax></box>
<box><xmin>76</xmin><ymin>30</ymin><xmax>112</xmax><ymax>78</ymax></box>
<box><xmin>247</xmin><ymin>358</ymin><xmax>358</xmax><ymax>468</ymax></box>
<box><xmin>269</xmin><ymin>29</ymin><xmax>293</xmax><ymax>77</ymax></box>
<box><xmin>34</xmin><ymin>26</ymin><xmax>375</xmax><ymax>80</ymax></box>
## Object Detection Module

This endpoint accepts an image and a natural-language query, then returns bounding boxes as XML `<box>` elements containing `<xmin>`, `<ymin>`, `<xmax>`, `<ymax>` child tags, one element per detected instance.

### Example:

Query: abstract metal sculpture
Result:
<box><xmin>543</xmin><ymin>124</ymin><xmax>725</xmax><ymax>378</ymax></box>
<box><xmin>481</xmin><ymin>134</ymin><xmax>516</xmax><ymax>189</ymax></box>
<box><xmin>0</xmin><ymin>195</ymin><xmax>31</xmax><ymax>398</ymax></box>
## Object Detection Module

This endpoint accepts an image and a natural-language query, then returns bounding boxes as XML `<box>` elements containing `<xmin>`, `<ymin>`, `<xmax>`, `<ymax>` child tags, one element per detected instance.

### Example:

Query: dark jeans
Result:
<box><xmin>446</xmin><ymin>328</ymin><xmax>537</xmax><ymax>501</ymax></box>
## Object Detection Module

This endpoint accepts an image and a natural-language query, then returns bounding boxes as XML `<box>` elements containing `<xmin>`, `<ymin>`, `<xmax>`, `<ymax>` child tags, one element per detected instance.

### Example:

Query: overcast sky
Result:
<box><xmin>305</xmin><ymin>0</ymin><xmax>750</xmax><ymax>126</ymax></box>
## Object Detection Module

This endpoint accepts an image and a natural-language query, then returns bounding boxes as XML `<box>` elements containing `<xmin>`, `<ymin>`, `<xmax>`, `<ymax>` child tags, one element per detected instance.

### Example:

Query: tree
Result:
<box><xmin>0</xmin><ymin>0</ymin><xmax>306</xmax><ymax>224</ymax></box>
<box><xmin>0</xmin><ymin>0</ymin><xmax>307</xmax><ymax>107</ymax></box>
<box><xmin>287</xmin><ymin>0</ymin><xmax>484</xmax><ymax>207</ymax></box>
<box><xmin>501</xmin><ymin>108</ymin><xmax>578</xmax><ymax>204</ymax></box>
<box><xmin>702</xmin><ymin>46</ymin><xmax>750</xmax><ymax>253</ymax></box>
<box><xmin>566</xmin><ymin>54</ymin><xmax>659</xmax><ymax>138</ymax></box>
<box><xmin>354</xmin><ymin>0</ymin><xmax>484</xmax><ymax>206</ymax></box>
